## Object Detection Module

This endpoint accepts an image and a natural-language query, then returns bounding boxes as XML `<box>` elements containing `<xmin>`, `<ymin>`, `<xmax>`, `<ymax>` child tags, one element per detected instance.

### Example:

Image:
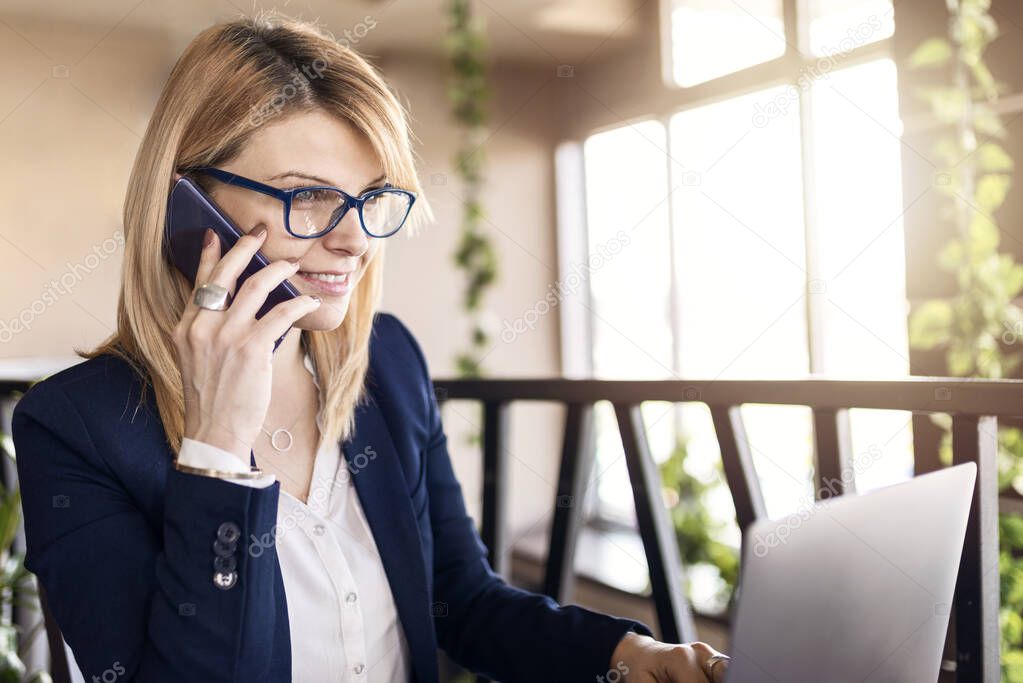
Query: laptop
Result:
<box><xmin>724</xmin><ymin>462</ymin><xmax>977</xmax><ymax>683</ymax></box>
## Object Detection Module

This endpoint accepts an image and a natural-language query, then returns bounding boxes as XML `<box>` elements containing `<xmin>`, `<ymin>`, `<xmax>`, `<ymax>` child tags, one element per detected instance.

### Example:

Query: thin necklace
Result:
<box><xmin>259</xmin><ymin>348</ymin><xmax>316</xmax><ymax>453</ymax></box>
<box><xmin>261</xmin><ymin>417</ymin><xmax>302</xmax><ymax>452</ymax></box>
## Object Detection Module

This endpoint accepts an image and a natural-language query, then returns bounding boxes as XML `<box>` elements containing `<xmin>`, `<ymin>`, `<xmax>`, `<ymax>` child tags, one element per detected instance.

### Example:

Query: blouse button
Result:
<box><xmin>345</xmin><ymin>591</ymin><xmax>358</xmax><ymax>604</ymax></box>
<box><xmin>353</xmin><ymin>663</ymin><xmax>365</xmax><ymax>675</ymax></box>
<box><xmin>213</xmin><ymin>570</ymin><xmax>237</xmax><ymax>590</ymax></box>
<box><xmin>216</xmin><ymin>521</ymin><xmax>241</xmax><ymax>545</ymax></box>
<box><xmin>312</xmin><ymin>524</ymin><xmax>325</xmax><ymax>536</ymax></box>
<box><xmin>212</xmin><ymin>539</ymin><xmax>234</xmax><ymax>558</ymax></box>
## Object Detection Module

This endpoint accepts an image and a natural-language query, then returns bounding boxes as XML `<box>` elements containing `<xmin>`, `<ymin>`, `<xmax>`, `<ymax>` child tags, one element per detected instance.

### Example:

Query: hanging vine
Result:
<box><xmin>445</xmin><ymin>0</ymin><xmax>498</xmax><ymax>381</ymax></box>
<box><xmin>906</xmin><ymin>1</ymin><xmax>1023</xmax><ymax>678</ymax></box>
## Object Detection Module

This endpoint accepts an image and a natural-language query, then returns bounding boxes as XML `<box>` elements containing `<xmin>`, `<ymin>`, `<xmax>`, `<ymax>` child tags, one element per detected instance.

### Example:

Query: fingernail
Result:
<box><xmin>310</xmin><ymin>296</ymin><xmax>321</xmax><ymax>304</ymax></box>
<box><xmin>254</xmin><ymin>226</ymin><xmax>267</xmax><ymax>239</ymax></box>
<box><xmin>203</xmin><ymin>228</ymin><xmax>214</xmax><ymax>248</ymax></box>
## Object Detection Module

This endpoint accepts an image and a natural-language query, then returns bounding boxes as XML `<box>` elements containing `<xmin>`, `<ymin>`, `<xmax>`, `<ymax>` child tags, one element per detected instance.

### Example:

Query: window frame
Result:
<box><xmin>560</xmin><ymin>0</ymin><xmax>899</xmax><ymax>528</ymax></box>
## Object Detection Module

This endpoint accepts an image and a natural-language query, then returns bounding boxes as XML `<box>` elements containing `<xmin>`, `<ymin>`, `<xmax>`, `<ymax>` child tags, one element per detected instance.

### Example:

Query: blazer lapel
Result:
<box><xmin>342</xmin><ymin>390</ymin><xmax>438</xmax><ymax>683</ymax></box>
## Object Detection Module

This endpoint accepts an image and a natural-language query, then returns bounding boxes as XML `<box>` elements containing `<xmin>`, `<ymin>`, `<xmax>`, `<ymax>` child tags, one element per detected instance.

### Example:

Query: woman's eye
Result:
<box><xmin>293</xmin><ymin>189</ymin><xmax>334</xmax><ymax>204</ymax></box>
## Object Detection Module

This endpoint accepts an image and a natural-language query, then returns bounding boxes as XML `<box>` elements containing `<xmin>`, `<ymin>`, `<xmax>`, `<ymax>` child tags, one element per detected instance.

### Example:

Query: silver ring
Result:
<box><xmin>193</xmin><ymin>282</ymin><xmax>230</xmax><ymax>311</ymax></box>
<box><xmin>706</xmin><ymin>654</ymin><xmax>731</xmax><ymax>678</ymax></box>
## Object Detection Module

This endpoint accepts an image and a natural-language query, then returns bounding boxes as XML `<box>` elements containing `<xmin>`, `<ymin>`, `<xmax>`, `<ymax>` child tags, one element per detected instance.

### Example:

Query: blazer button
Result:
<box><xmin>213</xmin><ymin>570</ymin><xmax>238</xmax><ymax>590</ymax></box>
<box><xmin>216</xmin><ymin>521</ymin><xmax>241</xmax><ymax>545</ymax></box>
<box><xmin>213</xmin><ymin>539</ymin><xmax>234</xmax><ymax>558</ymax></box>
<box><xmin>214</xmin><ymin>555</ymin><xmax>237</xmax><ymax>573</ymax></box>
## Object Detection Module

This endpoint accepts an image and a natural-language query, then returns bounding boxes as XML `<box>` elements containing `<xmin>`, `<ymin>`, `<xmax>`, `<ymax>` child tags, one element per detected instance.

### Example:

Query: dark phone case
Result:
<box><xmin>164</xmin><ymin>176</ymin><xmax>301</xmax><ymax>352</ymax></box>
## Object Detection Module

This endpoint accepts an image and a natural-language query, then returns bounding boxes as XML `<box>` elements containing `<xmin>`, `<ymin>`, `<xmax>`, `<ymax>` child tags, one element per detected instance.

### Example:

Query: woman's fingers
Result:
<box><xmin>222</xmin><ymin>257</ymin><xmax>302</xmax><ymax>324</ymax></box>
<box><xmin>176</xmin><ymin>227</ymin><xmax>223</xmax><ymax>339</ymax></box>
<box><xmin>205</xmin><ymin>226</ymin><xmax>269</xmax><ymax>299</ymax></box>
<box><xmin>248</xmin><ymin>294</ymin><xmax>322</xmax><ymax>353</ymax></box>
<box><xmin>191</xmin><ymin>228</ymin><xmax>222</xmax><ymax>299</ymax></box>
<box><xmin>180</xmin><ymin>226</ymin><xmax>270</xmax><ymax>339</ymax></box>
<box><xmin>690</xmin><ymin>641</ymin><xmax>729</xmax><ymax>682</ymax></box>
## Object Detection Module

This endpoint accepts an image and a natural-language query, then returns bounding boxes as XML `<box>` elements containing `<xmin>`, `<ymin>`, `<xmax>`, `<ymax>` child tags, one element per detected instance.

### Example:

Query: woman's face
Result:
<box><xmin>205</xmin><ymin>109</ymin><xmax>385</xmax><ymax>331</ymax></box>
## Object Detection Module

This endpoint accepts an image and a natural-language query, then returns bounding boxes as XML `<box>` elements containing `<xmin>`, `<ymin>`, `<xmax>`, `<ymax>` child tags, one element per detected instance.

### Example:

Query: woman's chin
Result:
<box><xmin>294</xmin><ymin>296</ymin><xmax>350</xmax><ymax>330</ymax></box>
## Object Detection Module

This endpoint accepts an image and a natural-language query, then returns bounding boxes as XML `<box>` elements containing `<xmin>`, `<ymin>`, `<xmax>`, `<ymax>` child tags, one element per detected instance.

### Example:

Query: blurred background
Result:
<box><xmin>2</xmin><ymin>0</ymin><xmax>1023</xmax><ymax>681</ymax></box>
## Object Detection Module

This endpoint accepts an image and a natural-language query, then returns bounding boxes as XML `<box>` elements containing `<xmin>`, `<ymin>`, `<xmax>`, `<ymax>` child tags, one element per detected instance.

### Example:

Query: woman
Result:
<box><xmin>11</xmin><ymin>12</ymin><xmax>729</xmax><ymax>683</ymax></box>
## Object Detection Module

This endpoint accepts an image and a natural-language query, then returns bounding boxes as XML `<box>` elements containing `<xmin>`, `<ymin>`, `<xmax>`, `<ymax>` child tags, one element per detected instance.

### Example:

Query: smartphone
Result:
<box><xmin>164</xmin><ymin>174</ymin><xmax>301</xmax><ymax>353</ymax></box>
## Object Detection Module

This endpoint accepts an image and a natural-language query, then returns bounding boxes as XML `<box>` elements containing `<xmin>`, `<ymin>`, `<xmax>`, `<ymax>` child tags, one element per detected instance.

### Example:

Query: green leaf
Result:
<box><xmin>909</xmin><ymin>299</ymin><xmax>954</xmax><ymax>349</ymax></box>
<box><xmin>999</xmin><ymin>258</ymin><xmax>1023</xmax><ymax>298</ymax></box>
<box><xmin>908</xmin><ymin>38</ymin><xmax>952</xmax><ymax>69</ymax></box>
<box><xmin>968</xmin><ymin>213</ymin><xmax>1000</xmax><ymax>253</ymax></box>
<box><xmin>918</xmin><ymin>86</ymin><xmax>967</xmax><ymax>124</ymax></box>
<box><xmin>976</xmin><ymin>143</ymin><xmax>1014</xmax><ymax>172</ymax></box>
<box><xmin>948</xmin><ymin>345</ymin><xmax>976</xmax><ymax>375</ymax></box>
<box><xmin>974</xmin><ymin>104</ymin><xmax>1006</xmax><ymax>138</ymax></box>
<box><xmin>976</xmin><ymin>173</ymin><xmax>1011</xmax><ymax>214</ymax></box>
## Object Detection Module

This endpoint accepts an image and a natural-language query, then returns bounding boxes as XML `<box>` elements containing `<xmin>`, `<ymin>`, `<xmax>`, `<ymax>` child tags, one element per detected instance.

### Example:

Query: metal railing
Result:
<box><xmin>3</xmin><ymin>374</ymin><xmax>1018</xmax><ymax>682</ymax></box>
<box><xmin>433</xmin><ymin>375</ymin><xmax>1018</xmax><ymax>683</ymax></box>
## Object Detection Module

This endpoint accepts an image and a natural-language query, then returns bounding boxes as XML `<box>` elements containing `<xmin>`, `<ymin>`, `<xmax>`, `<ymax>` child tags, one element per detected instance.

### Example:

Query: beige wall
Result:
<box><xmin>0</xmin><ymin>17</ymin><xmax>567</xmax><ymax>541</ymax></box>
<box><xmin>0</xmin><ymin>17</ymin><xmax>174</xmax><ymax>360</ymax></box>
<box><xmin>379</xmin><ymin>56</ymin><xmax>567</xmax><ymax>542</ymax></box>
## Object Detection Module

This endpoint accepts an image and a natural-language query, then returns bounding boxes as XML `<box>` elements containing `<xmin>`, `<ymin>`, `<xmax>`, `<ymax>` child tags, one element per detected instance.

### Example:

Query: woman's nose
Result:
<box><xmin>320</xmin><ymin>209</ymin><xmax>369</xmax><ymax>257</ymax></box>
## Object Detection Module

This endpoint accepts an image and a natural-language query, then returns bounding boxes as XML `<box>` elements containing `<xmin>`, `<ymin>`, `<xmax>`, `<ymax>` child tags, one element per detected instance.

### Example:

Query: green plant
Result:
<box><xmin>905</xmin><ymin>1</ymin><xmax>1023</xmax><ymax>679</ymax></box>
<box><xmin>0</xmin><ymin>431</ymin><xmax>52</xmax><ymax>683</ymax></box>
<box><xmin>658</xmin><ymin>436</ymin><xmax>739</xmax><ymax>613</ymax></box>
<box><xmin>444</xmin><ymin>0</ymin><xmax>499</xmax><ymax>383</ymax></box>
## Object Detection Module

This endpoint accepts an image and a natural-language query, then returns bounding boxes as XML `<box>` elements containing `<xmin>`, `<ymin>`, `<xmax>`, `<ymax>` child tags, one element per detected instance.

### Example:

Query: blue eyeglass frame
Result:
<box><xmin>180</xmin><ymin>166</ymin><xmax>416</xmax><ymax>239</ymax></box>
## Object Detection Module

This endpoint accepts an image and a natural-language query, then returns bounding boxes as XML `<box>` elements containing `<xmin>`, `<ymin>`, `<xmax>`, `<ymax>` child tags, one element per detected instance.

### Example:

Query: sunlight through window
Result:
<box><xmin>665</xmin><ymin>0</ymin><xmax>786</xmax><ymax>87</ymax></box>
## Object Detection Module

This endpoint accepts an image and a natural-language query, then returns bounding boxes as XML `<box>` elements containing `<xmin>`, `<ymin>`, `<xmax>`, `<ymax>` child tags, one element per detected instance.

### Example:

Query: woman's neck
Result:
<box><xmin>272</xmin><ymin>327</ymin><xmax>307</xmax><ymax>377</ymax></box>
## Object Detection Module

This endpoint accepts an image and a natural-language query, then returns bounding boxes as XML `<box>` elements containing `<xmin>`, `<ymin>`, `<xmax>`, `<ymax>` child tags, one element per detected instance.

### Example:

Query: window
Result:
<box><xmin>582</xmin><ymin>121</ymin><xmax>676</xmax><ymax>521</ymax></box>
<box><xmin>662</xmin><ymin>0</ymin><xmax>786</xmax><ymax>87</ymax></box>
<box><xmin>564</xmin><ymin>0</ymin><xmax>911</xmax><ymax>608</ymax></box>
<box><xmin>804</xmin><ymin>0</ymin><xmax>894</xmax><ymax>57</ymax></box>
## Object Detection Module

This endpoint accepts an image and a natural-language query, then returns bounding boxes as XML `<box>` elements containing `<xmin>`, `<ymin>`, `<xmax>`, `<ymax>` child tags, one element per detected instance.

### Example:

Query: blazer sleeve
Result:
<box><xmin>177</xmin><ymin>437</ymin><xmax>277</xmax><ymax>489</ymax></box>
<box><xmin>390</xmin><ymin>317</ymin><xmax>655</xmax><ymax>682</ymax></box>
<box><xmin>11</xmin><ymin>379</ymin><xmax>285</xmax><ymax>682</ymax></box>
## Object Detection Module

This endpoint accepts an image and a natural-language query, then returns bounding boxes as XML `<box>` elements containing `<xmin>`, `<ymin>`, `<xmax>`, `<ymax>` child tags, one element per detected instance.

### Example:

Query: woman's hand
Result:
<box><xmin>173</xmin><ymin>225</ymin><xmax>322</xmax><ymax>463</ymax></box>
<box><xmin>608</xmin><ymin>632</ymin><xmax>729</xmax><ymax>682</ymax></box>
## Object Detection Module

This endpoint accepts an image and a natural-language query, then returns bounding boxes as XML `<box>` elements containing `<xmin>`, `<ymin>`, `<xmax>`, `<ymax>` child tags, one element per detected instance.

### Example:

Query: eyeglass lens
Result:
<box><xmin>289</xmin><ymin>188</ymin><xmax>410</xmax><ymax>237</ymax></box>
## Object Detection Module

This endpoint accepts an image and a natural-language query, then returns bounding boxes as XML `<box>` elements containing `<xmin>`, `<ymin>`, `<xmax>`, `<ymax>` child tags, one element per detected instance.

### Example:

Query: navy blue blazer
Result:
<box><xmin>11</xmin><ymin>311</ymin><xmax>652</xmax><ymax>682</ymax></box>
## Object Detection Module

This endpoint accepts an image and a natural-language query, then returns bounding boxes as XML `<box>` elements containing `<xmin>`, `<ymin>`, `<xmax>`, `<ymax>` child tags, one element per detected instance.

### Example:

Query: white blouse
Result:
<box><xmin>176</xmin><ymin>352</ymin><xmax>410</xmax><ymax>682</ymax></box>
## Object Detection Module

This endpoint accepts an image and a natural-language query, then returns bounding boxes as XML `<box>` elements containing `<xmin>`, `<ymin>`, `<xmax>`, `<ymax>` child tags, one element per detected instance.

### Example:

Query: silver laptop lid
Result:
<box><xmin>725</xmin><ymin>462</ymin><xmax>976</xmax><ymax>683</ymax></box>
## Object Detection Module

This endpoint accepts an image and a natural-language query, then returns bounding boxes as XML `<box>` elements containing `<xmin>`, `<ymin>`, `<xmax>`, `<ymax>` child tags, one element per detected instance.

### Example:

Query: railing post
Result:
<box><xmin>481</xmin><ymin>401</ymin><xmax>510</xmax><ymax>577</ymax></box>
<box><xmin>812</xmin><ymin>408</ymin><xmax>855</xmax><ymax>500</ymax></box>
<box><xmin>614</xmin><ymin>402</ymin><xmax>696</xmax><ymax>644</ymax></box>
<box><xmin>477</xmin><ymin>401</ymin><xmax>510</xmax><ymax>683</ymax></box>
<box><xmin>544</xmin><ymin>403</ymin><xmax>595</xmax><ymax>602</ymax></box>
<box><xmin>709</xmin><ymin>405</ymin><xmax>766</xmax><ymax>533</ymax></box>
<box><xmin>951</xmin><ymin>415</ymin><xmax>1000</xmax><ymax>682</ymax></box>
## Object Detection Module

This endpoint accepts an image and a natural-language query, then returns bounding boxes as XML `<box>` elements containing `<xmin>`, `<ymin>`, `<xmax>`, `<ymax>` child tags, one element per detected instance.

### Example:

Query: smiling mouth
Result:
<box><xmin>296</xmin><ymin>270</ymin><xmax>354</xmax><ymax>295</ymax></box>
<box><xmin>298</xmin><ymin>271</ymin><xmax>351</xmax><ymax>283</ymax></box>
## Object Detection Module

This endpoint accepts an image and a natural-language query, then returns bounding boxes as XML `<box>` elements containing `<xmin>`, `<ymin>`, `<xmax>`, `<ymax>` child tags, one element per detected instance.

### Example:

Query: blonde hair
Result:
<box><xmin>79</xmin><ymin>10</ymin><xmax>431</xmax><ymax>453</ymax></box>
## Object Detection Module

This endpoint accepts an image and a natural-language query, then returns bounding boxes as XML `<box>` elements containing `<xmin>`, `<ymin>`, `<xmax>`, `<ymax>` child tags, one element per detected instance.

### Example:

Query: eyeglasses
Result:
<box><xmin>181</xmin><ymin>166</ymin><xmax>416</xmax><ymax>239</ymax></box>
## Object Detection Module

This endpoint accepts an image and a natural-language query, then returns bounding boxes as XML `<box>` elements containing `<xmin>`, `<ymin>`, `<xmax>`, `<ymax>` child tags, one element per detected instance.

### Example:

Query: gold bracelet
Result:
<box><xmin>173</xmin><ymin>460</ymin><xmax>268</xmax><ymax>480</ymax></box>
